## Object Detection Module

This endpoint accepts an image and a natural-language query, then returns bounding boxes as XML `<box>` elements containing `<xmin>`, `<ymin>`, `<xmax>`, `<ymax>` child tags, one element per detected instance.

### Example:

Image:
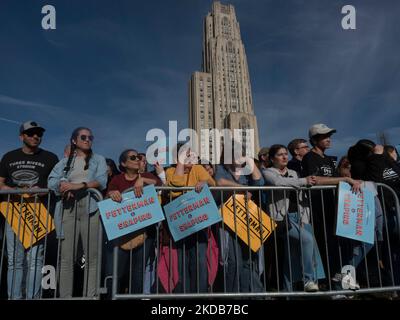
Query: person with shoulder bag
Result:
<box><xmin>106</xmin><ymin>149</ymin><xmax>161</xmax><ymax>294</ymax></box>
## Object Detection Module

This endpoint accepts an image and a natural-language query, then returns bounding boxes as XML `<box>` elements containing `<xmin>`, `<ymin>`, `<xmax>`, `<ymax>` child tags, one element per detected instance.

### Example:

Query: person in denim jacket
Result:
<box><xmin>48</xmin><ymin>127</ymin><xmax>107</xmax><ymax>298</ymax></box>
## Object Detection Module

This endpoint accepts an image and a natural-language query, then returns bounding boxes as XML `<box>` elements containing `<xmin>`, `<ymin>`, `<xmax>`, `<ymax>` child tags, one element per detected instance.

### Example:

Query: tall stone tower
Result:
<box><xmin>189</xmin><ymin>1</ymin><xmax>260</xmax><ymax>161</ymax></box>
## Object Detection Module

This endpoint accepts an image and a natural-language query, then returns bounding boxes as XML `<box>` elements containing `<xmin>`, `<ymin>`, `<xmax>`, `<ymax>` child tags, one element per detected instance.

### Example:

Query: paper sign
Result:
<box><xmin>0</xmin><ymin>196</ymin><xmax>55</xmax><ymax>249</ymax></box>
<box><xmin>222</xmin><ymin>195</ymin><xmax>276</xmax><ymax>252</ymax></box>
<box><xmin>98</xmin><ymin>185</ymin><xmax>165</xmax><ymax>241</ymax></box>
<box><xmin>163</xmin><ymin>185</ymin><xmax>222</xmax><ymax>242</ymax></box>
<box><xmin>336</xmin><ymin>182</ymin><xmax>375</xmax><ymax>244</ymax></box>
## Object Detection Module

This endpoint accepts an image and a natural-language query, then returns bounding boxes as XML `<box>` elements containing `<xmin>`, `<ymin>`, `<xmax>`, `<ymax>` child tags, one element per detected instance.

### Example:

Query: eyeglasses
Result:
<box><xmin>296</xmin><ymin>145</ymin><xmax>309</xmax><ymax>150</ymax></box>
<box><xmin>79</xmin><ymin>135</ymin><xmax>94</xmax><ymax>142</ymax></box>
<box><xmin>128</xmin><ymin>154</ymin><xmax>144</xmax><ymax>161</ymax></box>
<box><xmin>24</xmin><ymin>130</ymin><xmax>43</xmax><ymax>138</ymax></box>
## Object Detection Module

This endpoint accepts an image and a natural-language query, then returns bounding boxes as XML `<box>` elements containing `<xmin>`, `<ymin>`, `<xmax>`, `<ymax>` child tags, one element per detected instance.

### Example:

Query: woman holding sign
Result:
<box><xmin>48</xmin><ymin>127</ymin><xmax>107</xmax><ymax>298</ymax></box>
<box><xmin>106</xmin><ymin>149</ymin><xmax>161</xmax><ymax>294</ymax></box>
<box><xmin>163</xmin><ymin>143</ymin><xmax>216</xmax><ymax>293</ymax></box>
<box><xmin>262</xmin><ymin>144</ymin><xmax>323</xmax><ymax>292</ymax></box>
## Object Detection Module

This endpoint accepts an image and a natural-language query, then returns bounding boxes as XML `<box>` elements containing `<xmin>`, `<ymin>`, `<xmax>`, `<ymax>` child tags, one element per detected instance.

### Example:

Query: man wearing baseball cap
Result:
<box><xmin>0</xmin><ymin>120</ymin><xmax>58</xmax><ymax>299</ymax></box>
<box><xmin>301</xmin><ymin>123</ymin><xmax>361</xmax><ymax>291</ymax></box>
<box><xmin>302</xmin><ymin>123</ymin><xmax>360</xmax><ymax>184</ymax></box>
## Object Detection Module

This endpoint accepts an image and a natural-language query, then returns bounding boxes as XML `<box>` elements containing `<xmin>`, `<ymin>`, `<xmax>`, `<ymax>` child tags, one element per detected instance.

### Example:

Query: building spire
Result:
<box><xmin>189</xmin><ymin>2</ymin><xmax>261</xmax><ymax>160</ymax></box>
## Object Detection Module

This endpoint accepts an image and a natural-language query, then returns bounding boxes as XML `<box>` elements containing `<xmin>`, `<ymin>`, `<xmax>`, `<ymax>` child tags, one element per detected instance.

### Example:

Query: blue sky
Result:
<box><xmin>1</xmin><ymin>0</ymin><xmax>399</xmax><ymax>163</ymax></box>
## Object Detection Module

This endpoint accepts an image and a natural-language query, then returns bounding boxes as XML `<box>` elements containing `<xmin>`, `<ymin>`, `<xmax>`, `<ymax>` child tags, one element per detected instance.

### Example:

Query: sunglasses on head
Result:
<box><xmin>128</xmin><ymin>154</ymin><xmax>143</xmax><ymax>161</ymax></box>
<box><xmin>24</xmin><ymin>130</ymin><xmax>43</xmax><ymax>138</ymax></box>
<box><xmin>79</xmin><ymin>135</ymin><xmax>94</xmax><ymax>142</ymax></box>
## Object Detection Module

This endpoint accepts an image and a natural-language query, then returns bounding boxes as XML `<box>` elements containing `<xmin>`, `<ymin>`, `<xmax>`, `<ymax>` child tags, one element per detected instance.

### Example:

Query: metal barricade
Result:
<box><xmin>0</xmin><ymin>188</ymin><xmax>103</xmax><ymax>300</ymax></box>
<box><xmin>4</xmin><ymin>184</ymin><xmax>396</xmax><ymax>300</ymax></box>
<box><xmin>107</xmin><ymin>184</ymin><xmax>400</xmax><ymax>300</ymax></box>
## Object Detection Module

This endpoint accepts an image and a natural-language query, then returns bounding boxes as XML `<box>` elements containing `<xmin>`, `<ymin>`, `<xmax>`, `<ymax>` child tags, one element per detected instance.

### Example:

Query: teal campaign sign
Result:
<box><xmin>163</xmin><ymin>185</ymin><xmax>221</xmax><ymax>242</ymax></box>
<box><xmin>98</xmin><ymin>185</ymin><xmax>165</xmax><ymax>241</ymax></box>
<box><xmin>336</xmin><ymin>182</ymin><xmax>375</xmax><ymax>244</ymax></box>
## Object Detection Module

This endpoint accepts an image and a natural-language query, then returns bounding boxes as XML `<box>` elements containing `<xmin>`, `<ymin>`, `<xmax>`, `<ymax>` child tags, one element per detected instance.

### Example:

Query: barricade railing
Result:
<box><xmin>2</xmin><ymin>184</ymin><xmax>398</xmax><ymax>300</ymax></box>
<box><xmin>0</xmin><ymin>188</ymin><xmax>103</xmax><ymax>300</ymax></box>
<box><xmin>107</xmin><ymin>184</ymin><xmax>400</xmax><ymax>300</ymax></box>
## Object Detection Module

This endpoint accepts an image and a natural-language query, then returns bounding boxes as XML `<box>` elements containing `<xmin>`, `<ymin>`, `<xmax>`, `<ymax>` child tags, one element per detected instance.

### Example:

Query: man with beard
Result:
<box><xmin>0</xmin><ymin>121</ymin><xmax>58</xmax><ymax>299</ymax></box>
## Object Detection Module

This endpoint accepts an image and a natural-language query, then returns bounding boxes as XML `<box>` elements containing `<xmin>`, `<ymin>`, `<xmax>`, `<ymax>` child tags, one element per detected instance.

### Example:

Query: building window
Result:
<box><xmin>222</xmin><ymin>17</ymin><xmax>231</xmax><ymax>37</ymax></box>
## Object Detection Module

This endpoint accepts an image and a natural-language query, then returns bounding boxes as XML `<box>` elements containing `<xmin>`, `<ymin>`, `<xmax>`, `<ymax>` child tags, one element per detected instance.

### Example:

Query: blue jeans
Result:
<box><xmin>345</xmin><ymin>242</ymin><xmax>373</xmax><ymax>269</ymax></box>
<box><xmin>5</xmin><ymin>223</ymin><xmax>44</xmax><ymax>299</ymax></box>
<box><xmin>341</xmin><ymin>197</ymin><xmax>382</xmax><ymax>270</ymax></box>
<box><xmin>282</xmin><ymin>213</ymin><xmax>320</xmax><ymax>290</ymax></box>
<box><xmin>223</xmin><ymin>230</ymin><xmax>263</xmax><ymax>293</ymax></box>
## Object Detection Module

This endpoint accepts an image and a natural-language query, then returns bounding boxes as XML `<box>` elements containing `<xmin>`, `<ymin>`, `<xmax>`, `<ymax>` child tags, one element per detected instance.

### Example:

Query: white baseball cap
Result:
<box><xmin>309</xmin><ymin>123</ymin><xmax>336</xmax><ymax>139</ymax></box>
<box><xmin>19</xmin><ymin>120</ymin><xmax>46</xmax><ymax>134</ymax></box>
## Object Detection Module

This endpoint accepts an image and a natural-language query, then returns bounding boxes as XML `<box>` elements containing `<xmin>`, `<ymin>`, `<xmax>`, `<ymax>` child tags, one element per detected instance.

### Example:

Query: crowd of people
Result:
<box><xmin>0</xmin><ymin>120</ymin><xmax>399</xmax><ymax>299</ymax></box>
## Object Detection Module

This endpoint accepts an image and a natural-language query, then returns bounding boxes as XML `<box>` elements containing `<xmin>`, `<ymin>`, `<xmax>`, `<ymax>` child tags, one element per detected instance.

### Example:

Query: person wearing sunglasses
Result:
<box><xmin>48</xmin><ymin>127</ymin><xmax>107</xmax><ymax>298</ymax></box>
<box><xmin>0</xmin><ymin>121</ymin><xmax>59</xmax><ymax>299</ymax></box>
<box><xmin>105</xmin><ymin>149</ymin><xmax>161</xmax><ymax>294</ymax></box>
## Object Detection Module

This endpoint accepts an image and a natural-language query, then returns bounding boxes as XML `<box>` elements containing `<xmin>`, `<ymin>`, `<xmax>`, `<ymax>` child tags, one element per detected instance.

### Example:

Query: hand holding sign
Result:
<box><xmin>108</xmin><ymin>190</ymin><xmax>123</xmax><ymax>202</ymax></box>
<box><xmin>194</xmin><ymin>181</ymin><xmax>207</xmax><ymax>193</ymax></box>
<box><xmin>133</xmin><ymin>177</ymin><xmax>144</xmax><ymax>198</ymax></box>
<box><xmin>336</xmin><ymin>182</ymin><xmax>375</xmax><ymax>244</ymax></box>
<box><xmin>349</xmin><ymin>178</ymin><xmax>362</xmax><ymax>194</ymax></box>
<box><xmin>163</xmin><ymin>185</ymin><xmax>221</xmax><ymax>242</ymax></box>
<box><xmin>99</xmin><ymin>185</ymin><xmax>165</xmax><ymax>241</ymax></box>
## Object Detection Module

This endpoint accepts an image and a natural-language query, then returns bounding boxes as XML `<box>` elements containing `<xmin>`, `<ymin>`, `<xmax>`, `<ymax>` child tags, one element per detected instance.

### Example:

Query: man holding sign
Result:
<box><xmin>302</xmin><ymin>124</ymin><xmax>363</xmax><ymax>289</ymax></box>
<box><xmin>105</xmin><ymin>149</ymin><xmax>162</xmax><ymax>294</ymax></box>
<box><xmin>0</xmin><ymin>121</ymin><xmax>59</xmax><ymax>299</ymax></box>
